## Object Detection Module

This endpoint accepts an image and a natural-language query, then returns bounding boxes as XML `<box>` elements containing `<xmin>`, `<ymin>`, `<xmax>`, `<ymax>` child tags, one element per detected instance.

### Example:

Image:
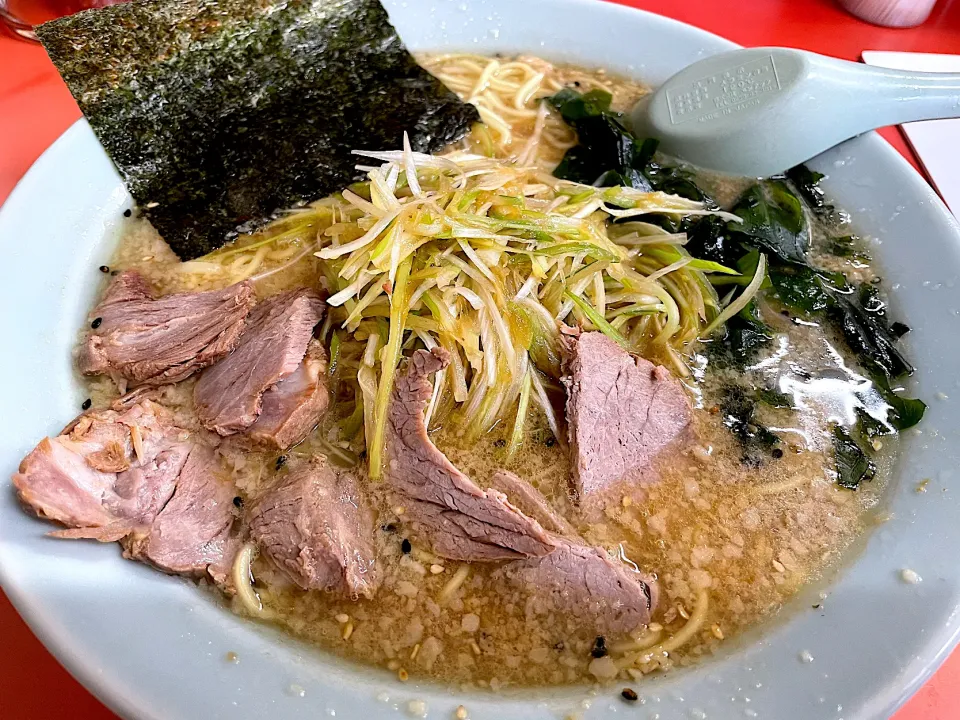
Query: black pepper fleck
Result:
<box><xmin>591</xmin><ymin>636</ymin><xmax>607</xmax><ymax>658</ymax></box>
<box><xmin>553</xmin><ymin>641</ymin><xmax>565</xmax><ymax>651</ymax></box>
<box><xmin>233</xmin><ymin>496</ymin><xmax>243</xmax><ymax>509</ymax></box>
<box><xmin>110</xmin><ymin>270</ymin><xmax>120</xmax><ymax>276</ymax></box>
<box><xmin>772</xmin><ymin>448</ymin><xmax>784</xmax><ymax>459</ymax></box>
<box><xmin>381</xmin><ymin>522</ymin><xmax>397</xmax><ymax>533</ymax></box>
<box><xmin>781</xmin><ymin>310</ymin><xmax>791</xmax><ymax>317</ymax></box>
<box><xmin>401</xmin><ymin>538</ymin><xmax>412</xmax><ymax>554</ymax></box>
<box><xmin>621</xmin><ymin>688</ymin><xmax>638</xmax><ymax>702</ymax></box>
<box><xmin>123</xmin><ymin>209</ymin><xmax>132</xmax><ymax>217</ymax></box>
<box><xmin>573</xmin><ymin>81</ymin><xmax>581</xmax><ymax>87</ymax></box>
<box><xmin>494</xmin><ymin>438</ymin><xmax>506</xmax><ymax>448</ymax></box>
<box><xmin>275</xmin><ymin>455</ymin><xmax>287</xmax><ymax>471</ymax></box>
<box><xmin>99</xmin><ymin>265</ymin><xmax>110</xmax><ymax>273</ymax></box>
<box><xmin>81</xmin><ymin>398</ymin><xmax>92</xmax><ymax>411</ymax></box>
<box><xmin>91</xmin><ymin>317</ymin><xmax>102</xmax><ymax>329</ymax></box>
<box><xmin>545</xmin><ymin>437</ymin><xmax>556</xmax><ymax>447</ymax></box>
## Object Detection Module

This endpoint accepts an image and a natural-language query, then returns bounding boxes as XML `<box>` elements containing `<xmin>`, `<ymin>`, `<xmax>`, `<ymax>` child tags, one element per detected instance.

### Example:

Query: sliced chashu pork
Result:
<box><xmin>562</xmin><ymin>330</ymin><xmax>691</xmax><ymax>500</ymax></box>
<box><xmin>248</xmin><ymin>456</ymin><xmax>377</xmax><ymax>598</ymax></box>
<box><xmin>384</xmin><ymin>348</ymin><xmax>555</xmax><ymax>561</ymax></box>
<box><xmin>121</xmin><ymin>444</ymin><xmax>238</xmax><ymax>578</ymax></box>
<box><xmin>194</xmin><ymin>288</ymin><xmax>327</xmax><ymax>448</ymax></box>
<box><xmin>493</xmin><ymin>536</ymin><xmax>658</xmax><ymax>635</ymax></box>
<box><xmin>487</xmin><ymin>469</ymin><xmax>578</xmax><ymax>537</ymax></box>
<box><xmin>13</xmin><ymin>400</ymin><xmax>191</xmax><ymax>532</ymax></box>
<box><xmin>13</xmin><ymin>400</ymin><xmax>238</xmax><ymax>580</ymax></box>
<box><xmin>78</xmin><ymin>270</ymin><xmax>254</xmax><ymax>388</ymax></box>
<box><xmin>244</xmin><ymin>341</ymin><xmax>330</xmax><ymax>449</ymax></box>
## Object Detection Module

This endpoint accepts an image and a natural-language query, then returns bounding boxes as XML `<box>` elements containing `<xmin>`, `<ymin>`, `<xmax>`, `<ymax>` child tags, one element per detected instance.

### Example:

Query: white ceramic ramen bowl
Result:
<box><xmin>1</xmin><ymin>1</ymin><xmax>959</xmax><ymax>718</ymax></box>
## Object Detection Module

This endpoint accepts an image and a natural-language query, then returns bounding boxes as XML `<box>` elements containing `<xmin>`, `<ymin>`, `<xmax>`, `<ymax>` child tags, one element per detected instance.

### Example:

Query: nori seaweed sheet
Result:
<box><xmin>37</xmin><ymin>0</ymin><xmax>479</xmax><ymax>259</ymax></box>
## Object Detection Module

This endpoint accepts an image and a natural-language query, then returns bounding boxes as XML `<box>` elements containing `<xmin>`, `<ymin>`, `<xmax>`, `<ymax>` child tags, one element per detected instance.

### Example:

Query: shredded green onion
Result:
<box><xmin>369</xmin><ymin>258</ymin><xmax>412</xmax><ymax>480</ymax></box>
<box><xmin>564</xmin><ymin>289</ymin><xmax>631</xmax><ymax>350</ymax></box>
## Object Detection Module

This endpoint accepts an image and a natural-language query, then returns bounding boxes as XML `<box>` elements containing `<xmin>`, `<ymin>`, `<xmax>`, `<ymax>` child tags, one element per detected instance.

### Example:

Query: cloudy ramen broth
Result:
<box><xmin>90</xmin><ymin>54</ymin><xmax>900</xmax><ymax>688</ymax></box>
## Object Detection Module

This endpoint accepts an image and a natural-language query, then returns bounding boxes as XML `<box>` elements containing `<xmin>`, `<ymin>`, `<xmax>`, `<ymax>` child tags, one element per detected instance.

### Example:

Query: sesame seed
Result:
<box><xmin>711</xmin><ymin>624</ymin><xmax>724</xmax><ymax>640</ymax></box>
<box><xmin>397</xmin><ymin>668</ymin><xmax>409</xmax><ymax>682</ymax></box>
<box><xmin>621</xmin><ymin>688</ymin><xmax>639</xmax><ymax>702</ymax></box>
<box><xmin>401</xmin><ymin>538</ymin><xmax>412</xmax><ymax>554</ymax></box>
<box><xmin>430</xmin><ymin>564</ymin><xmax>445</xmax><ymax>574</ymax></box>
<box><xmin>621</xmin><ymin>496</ymin><xmax>633</xmax><ymax>508</ymax></box>
<box><xmin>455</xmin><ymin>705</ymin><xmax>469</xmax><ymax>720</ymax></box>
<box><xmin>232</xmin><ymin>496</ymin><xmax>243</xmax><ymax>509</ymax></box>
<box><xmin>81</xmin><ymin>398</ymin><xmax>92</xmax><ymax>411</ymax></box>
<box><xmin>590</xmin><ymin>636</ymin><xmax>607</xmax><ymax>658</ymax></box>
<box><xmin>99</xmin><ymin>265</ymin><xmax>110</xmax><ymax>273</ymax></box>
<box><xmin>772</xmin><ymin>560</ymin><xmax>786</xmax><ymax>573</ymax></box>
<box><xmin>335</xmin><ymin>613</ymin><xmax>350</xmax><ymax>623</ymax></box>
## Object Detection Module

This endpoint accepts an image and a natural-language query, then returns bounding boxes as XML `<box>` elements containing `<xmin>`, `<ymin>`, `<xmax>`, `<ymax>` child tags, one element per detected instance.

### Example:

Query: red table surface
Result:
<box><xmin>2</xmin><ymin>1</ymin><xmax>959</xmax><ymax>718</ymax></box>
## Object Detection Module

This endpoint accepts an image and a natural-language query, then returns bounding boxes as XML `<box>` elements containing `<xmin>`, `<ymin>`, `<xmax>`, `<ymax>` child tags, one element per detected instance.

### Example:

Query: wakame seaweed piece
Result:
<box><xmin>642</xmin><ymin>159</ymin><xmax>709</xmax><ymax>202</ymax></box>
<box><xmin>871</xmin><ymin>374</ymin><xmax>927</xmax><ymax>431</ymax></box>
<box><xmin>786</xmin><ymin>164</ymin><xmax>828</xmax><ymax>212</ymax></box>
<box><xmin>707</xmin><ymin>301</ymin><xmax>773</xmax><ymax>369</ymax></box>
<box><xmin>729</xmin><ymin>180</ymin><xmax>809</xmax><ymax>265</ymax></box>
<box><xmin>548</xmin><ymin>88</ymin><xmax>617</xmax><ymax>121</ymax></box>
<box><xmin>855</xmin><ymin>407</ymin><xmax>894</xmax><ymax>439</ymax></box>
<box><xmin>890</xmin><ymin>321</ymin><xmax>911</xmax><ymax>338</ymax></box>
<box><xmin>833</xmin><ymin>425</ymin><xmax>877</xmax><ymax>490</ymax></box>
<box><xmin>37</xmin><ymin>0</ymin><xmax>479</xmax><ymax>260</ymax></box>
<box><xmin>719</xmin><ymin>385</ymin><xmax>780</xmax><ymax>466</ymax></box>
<box><xmin>824</xmin><ymin>234</ymin><xmax>870</xmax><ymax>261</ymax></box>
<box><xmin>549</xmin><ymin>89</ymin><xmax>707</xmax><ymax>198</ymax></box>
<box><xmin>768</xmin><ymin>263</ymin><xmax>835</xmax><ymax>315</ymax></box>
<box><xmin>683</xmin><ymin>214</ymin><xmax>755</xmax><ymax>269</ymax></box>
<box><xmin>683</xmin><ymin>216</ymin><xmax>738</xmax><ymax>266</ymax></box>
<box><xmin>756</xmin><ymin>387</ymin><xmax>795</xmax><ymax>409</ymax></box>
<box><xmin>828</xmin><ymin>290</ymin><xmax>914</xmax><ymax>381</ymax></box>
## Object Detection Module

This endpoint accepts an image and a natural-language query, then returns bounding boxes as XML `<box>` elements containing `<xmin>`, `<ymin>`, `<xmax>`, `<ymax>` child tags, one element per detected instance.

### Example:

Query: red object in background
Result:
<box><xmin>2</xmin><ymin>0</ymin><xmax>126</xmax><ymax>26</ymax></box>
<box><xmin>1</xmin><ymin>1</ymin><xmax>959</xmax><ymax>719</ymax></box>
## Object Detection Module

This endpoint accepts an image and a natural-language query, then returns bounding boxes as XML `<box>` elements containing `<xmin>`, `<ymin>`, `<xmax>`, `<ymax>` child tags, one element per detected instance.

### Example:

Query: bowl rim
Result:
<box><xmin>2</xmin><ymin>2</ymin><xmax>960</xmax><ymax>719</ymax></box>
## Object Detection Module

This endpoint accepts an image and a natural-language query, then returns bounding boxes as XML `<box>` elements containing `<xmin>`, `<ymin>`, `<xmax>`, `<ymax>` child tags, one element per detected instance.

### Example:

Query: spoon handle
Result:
<box><xmin>821</xmin><ymin>58</ymin><xmax>960</xmax><ymax>129</ymax></box>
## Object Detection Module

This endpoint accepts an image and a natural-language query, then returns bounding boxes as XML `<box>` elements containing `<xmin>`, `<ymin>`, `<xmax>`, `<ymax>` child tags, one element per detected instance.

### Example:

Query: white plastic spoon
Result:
<box><xmin>630</xmin><ymin>47</ymin><xmax>960</xmax><ymax>177</ymax></box>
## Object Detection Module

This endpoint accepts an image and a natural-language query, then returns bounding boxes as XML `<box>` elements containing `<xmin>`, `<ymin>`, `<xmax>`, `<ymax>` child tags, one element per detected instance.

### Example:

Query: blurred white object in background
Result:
<box><xmin>839</xmin><ymin>0</ymin><xmax>938</xmax><ymax>27</ymax></box>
